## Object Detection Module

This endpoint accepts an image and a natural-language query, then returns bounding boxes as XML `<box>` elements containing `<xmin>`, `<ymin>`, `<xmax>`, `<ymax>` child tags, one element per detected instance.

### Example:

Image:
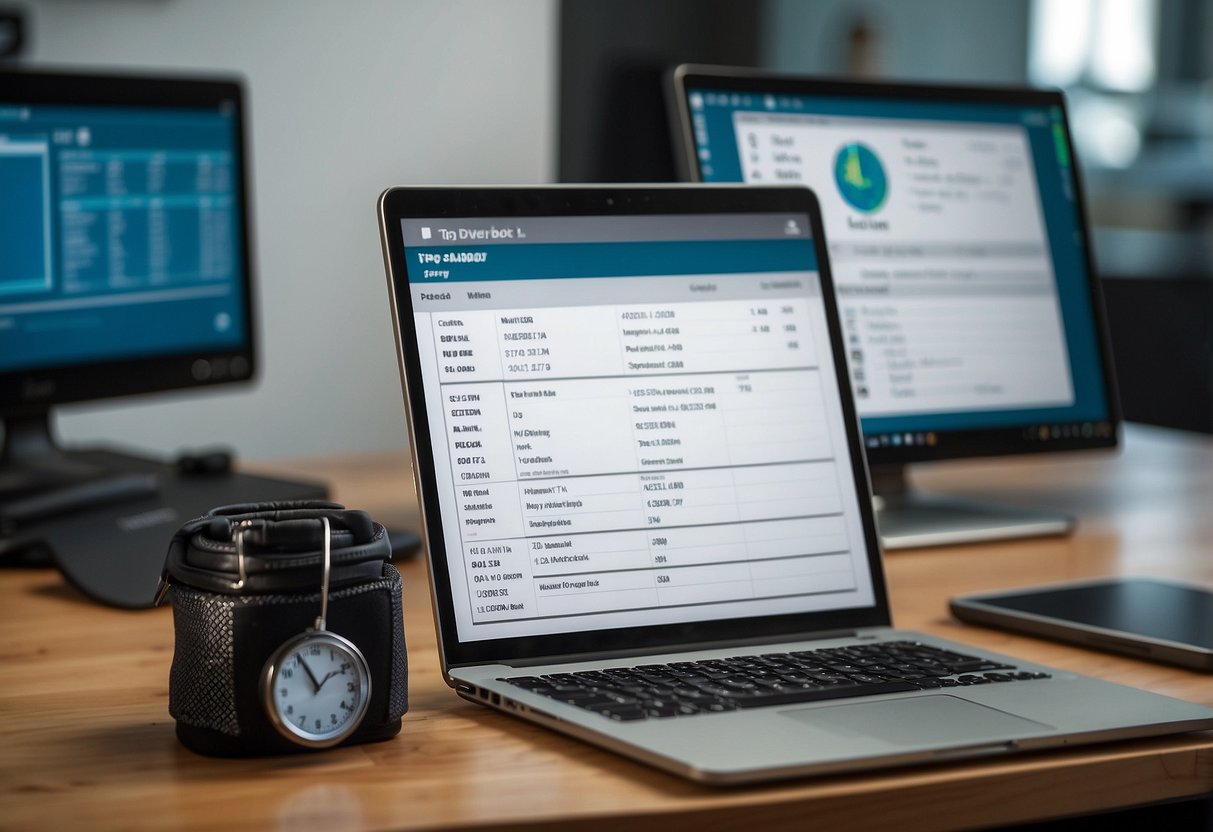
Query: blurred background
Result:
<box><xmin>6</xmin><ymin>0</ymin><xmax>1211</xmax><ymax>459</ymax></box>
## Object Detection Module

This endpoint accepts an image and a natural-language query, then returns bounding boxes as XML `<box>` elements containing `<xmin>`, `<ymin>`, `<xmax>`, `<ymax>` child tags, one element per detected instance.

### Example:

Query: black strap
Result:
<box><xmin>158</xmin><ymin>501</ymin><xmax>392</xmax><ymax>599</ymax></box>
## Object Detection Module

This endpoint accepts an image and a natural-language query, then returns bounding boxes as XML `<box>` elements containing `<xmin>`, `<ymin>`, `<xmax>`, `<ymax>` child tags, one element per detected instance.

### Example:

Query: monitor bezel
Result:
<box><xmin>668</xmin><ymin>64</ymin><xmax>1121</xmax><ymax>466</ymax></box>
<box><xmin>0</xmin><ymin>68</ymin><xmax>258</xmax><ymax>418</ymax></box>
<box><xmin>378</xmin><ymin>185</ymin><xmax>892</xmax><ymax>669</ymax></box>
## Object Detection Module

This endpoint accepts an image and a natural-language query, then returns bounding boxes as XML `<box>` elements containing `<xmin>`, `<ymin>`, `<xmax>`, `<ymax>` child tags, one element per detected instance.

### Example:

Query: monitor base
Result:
<box><xmin>0</xmin><ymin>413</ymin><xmax>162</xmax><ymax>531</ymax></box>
<box><xmin>876</xmin><ymin>494</ymin><xmax>1075</xmax><ymax>550</ymax></box>
<box><xmin>870</xmin><ymin>464</ymin><xmax>1074</xmax><ymax>550</ymax></box>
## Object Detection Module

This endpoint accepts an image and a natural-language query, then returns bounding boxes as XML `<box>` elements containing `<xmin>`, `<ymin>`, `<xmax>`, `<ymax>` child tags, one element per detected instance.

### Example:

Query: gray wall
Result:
<box><xmin>764</xmin><ymin>0</ymin><xmax>1030</xmax><ymax>83</ymax></box>
<box><xmin>23</xmin><ymin>0</ymin><xmax>556</xmax><ymax>459</ymax></box>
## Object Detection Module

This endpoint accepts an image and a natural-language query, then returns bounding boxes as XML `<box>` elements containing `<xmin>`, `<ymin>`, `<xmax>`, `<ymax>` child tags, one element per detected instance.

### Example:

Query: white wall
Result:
<box><xmin>23</xmin><ymin>0</ymin><xmax>557</xmax><ymax>459</ymax></box>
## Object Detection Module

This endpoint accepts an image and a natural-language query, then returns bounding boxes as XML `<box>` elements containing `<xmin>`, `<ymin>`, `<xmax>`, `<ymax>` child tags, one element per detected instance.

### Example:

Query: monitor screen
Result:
<box><xmin>670</xmin><ymin>69</ymin><xmax>1118</xmax><ymax>465</ymax></box>
<box><xmin>0</xmin><ymin>71</ymin><xmax>255</xmax><ymax>414</ymax></box>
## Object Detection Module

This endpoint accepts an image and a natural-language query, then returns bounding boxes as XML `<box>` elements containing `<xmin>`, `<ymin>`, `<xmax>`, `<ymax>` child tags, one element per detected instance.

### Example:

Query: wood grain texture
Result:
<box><xmin>2</xmin><ymin>425</ymin><xmax>1212</xmax><ymax>831</ymax></box>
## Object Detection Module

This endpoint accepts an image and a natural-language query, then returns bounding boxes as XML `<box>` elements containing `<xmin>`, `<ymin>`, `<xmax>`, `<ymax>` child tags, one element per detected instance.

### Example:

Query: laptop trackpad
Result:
<box><xmin>781</xmin><ymin>694</ymin><xmax>1054</xmax><ymax>747</ymax></box>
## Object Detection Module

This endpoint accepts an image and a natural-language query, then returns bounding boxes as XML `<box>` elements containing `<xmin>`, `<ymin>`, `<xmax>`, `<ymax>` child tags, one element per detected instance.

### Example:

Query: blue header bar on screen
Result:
<box><xmin>403</xmin><ymin>239</ymin><xmax>818</xmax><ymax>283</ymax></box>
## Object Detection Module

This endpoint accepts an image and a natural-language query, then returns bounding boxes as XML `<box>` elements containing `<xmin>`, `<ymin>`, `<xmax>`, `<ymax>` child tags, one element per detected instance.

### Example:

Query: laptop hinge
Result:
<box><xmin>460</xmin><ymin>628</ymin><xmax>863</xmax><ymax>670</ymax></box>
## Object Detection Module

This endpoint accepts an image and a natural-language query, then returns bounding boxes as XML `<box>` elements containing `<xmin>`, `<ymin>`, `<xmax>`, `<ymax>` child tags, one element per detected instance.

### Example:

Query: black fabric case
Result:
<box><xmin>161</xmin><ymin>501</ymin><xmax>407</xmax><ymax>756</ymax></box>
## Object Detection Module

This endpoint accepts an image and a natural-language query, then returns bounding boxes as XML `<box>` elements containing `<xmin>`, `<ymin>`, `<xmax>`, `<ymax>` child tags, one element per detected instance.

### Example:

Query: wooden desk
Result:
<box><xmin>3</xmin><ymin>426</ymin><xmax>1212</xmax><ymax>831</ymax></box>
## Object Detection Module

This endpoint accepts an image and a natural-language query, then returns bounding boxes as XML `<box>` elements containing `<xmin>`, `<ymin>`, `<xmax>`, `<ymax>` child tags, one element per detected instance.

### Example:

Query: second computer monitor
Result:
<box><xmin>669</xmin><ymin>67</ymin><xmax>1119</xmax><ymax>548</ymax></box>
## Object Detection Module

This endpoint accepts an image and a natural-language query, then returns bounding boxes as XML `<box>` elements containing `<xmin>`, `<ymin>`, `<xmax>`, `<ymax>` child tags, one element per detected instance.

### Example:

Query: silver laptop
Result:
<box><xmin>377</xmin><ymin>185</ymin><xmax>1213</xmax><ymax>785</ymax></box>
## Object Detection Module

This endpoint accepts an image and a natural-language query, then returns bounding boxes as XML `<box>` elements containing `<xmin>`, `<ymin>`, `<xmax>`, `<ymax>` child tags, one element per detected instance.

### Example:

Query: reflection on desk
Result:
<box><xmin>2</xmin><ymin>425</ymin><xmax>1212</xmax><ymax>831</ymax></box>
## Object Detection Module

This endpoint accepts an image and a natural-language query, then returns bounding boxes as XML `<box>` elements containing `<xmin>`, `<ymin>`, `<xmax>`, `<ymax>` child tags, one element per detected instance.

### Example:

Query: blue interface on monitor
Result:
<box><xmin>0</xmin><ymin>103</ymin><xmax>247</xmax><ymax>373</ymax></box>
<box><xmin>685</xmin><ymin>89</ymin><xmax>1111</xmax><ymax>442</ymax></box>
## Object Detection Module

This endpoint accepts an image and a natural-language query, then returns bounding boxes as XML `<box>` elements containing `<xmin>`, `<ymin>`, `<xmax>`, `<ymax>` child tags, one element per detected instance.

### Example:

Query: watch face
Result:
<box><xmin>261</xmin><ymin>630</ymin><xmax>371</xmax><ymax>748</ymax></box>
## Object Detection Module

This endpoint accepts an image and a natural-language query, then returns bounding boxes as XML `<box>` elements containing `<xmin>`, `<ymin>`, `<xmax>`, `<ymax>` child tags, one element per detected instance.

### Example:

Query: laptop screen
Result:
<box><xmin>382</xmin><ymin>188</ymin><xmax>888</xmax><ymax>662</ymax></box>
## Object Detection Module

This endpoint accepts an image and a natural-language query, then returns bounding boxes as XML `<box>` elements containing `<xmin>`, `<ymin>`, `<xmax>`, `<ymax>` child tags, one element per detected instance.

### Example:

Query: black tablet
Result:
<box><xmin>951</xmin><ymin>577</ymin><xmax>1213</xmax><ymax>671</ymax></box>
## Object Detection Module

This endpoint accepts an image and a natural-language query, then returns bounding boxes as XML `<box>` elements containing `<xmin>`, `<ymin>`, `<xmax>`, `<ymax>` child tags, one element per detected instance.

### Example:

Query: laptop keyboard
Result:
<box><xmin>499</xmin><ymin>641</ymin><xmax>1050</xmax><ymax>722</ymax></box>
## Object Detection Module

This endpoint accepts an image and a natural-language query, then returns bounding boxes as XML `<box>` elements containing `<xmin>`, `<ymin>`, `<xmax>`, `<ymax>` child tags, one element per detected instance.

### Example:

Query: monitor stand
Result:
<box><xmin>870</xmin><ymin>465</ymin><xmax>1074</xmax><ymax>550</ymax></box>
<box><xmin>0</xmin><ymin>410</ymin><xmax>329</xmax><ymax>608</ymax></box>
<box><xmin>0</xmin><ymin>412</ymin><xmax>162</xmax><ymax>531</ymax></box>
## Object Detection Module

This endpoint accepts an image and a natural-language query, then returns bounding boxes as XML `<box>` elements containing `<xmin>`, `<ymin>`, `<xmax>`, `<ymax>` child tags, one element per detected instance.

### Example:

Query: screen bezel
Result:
<box><xmin>378</xmin><ymin>185</ymin><xmax>892</xmax><ymax>669</ymax></box>
<box><xmin>668</xmin><ymin>64</ymin><xmax>1121</xmax><ymax>466</ymax></box>
<box><xmin>0</xmin><ymin>68</ymin><xmax>258</xmax><ymax>417</ymax></box>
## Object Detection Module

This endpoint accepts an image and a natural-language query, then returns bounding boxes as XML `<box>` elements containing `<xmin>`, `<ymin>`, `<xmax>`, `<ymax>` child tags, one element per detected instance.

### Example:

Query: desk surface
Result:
<box><xmin>3</xmin><ymin>426</ymin><xmax>1212</xmax><ymax>831</ymax></box>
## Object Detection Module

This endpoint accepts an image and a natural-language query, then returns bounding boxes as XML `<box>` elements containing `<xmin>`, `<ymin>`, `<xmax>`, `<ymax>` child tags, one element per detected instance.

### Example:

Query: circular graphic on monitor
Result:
<box><xmin>833</xmin><ymin>143</ymin><xmax>888</xmax><ymax>213</ymax></box>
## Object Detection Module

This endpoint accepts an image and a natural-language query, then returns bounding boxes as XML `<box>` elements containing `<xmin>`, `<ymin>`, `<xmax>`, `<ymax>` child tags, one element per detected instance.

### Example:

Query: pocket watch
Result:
<box><xmin>256</xmin><ymin>518</ymin><xmax>371</xmax><ymax>748</ymax></box>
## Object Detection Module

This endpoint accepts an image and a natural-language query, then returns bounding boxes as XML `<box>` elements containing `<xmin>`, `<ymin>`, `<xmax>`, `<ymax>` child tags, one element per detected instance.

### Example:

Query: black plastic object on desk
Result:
<box><xmin>0</xmin><ymin>448</ymin><xmax>328</xmax><ymax>608</ymax></box>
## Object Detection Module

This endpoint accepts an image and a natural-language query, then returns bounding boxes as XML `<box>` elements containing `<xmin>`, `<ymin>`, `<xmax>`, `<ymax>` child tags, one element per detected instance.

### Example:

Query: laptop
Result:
<box><xmin>377</xmin><ymin>185</ymin><xmax>1213</xmax><ymax>784</ymax></box>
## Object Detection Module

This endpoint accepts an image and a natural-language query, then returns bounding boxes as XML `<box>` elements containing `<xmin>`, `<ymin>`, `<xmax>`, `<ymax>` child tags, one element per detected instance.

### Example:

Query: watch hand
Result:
<box><xmin>295</xmin><ymin>654</ymin><xmax>322</xmax><ymax>693</ymax></box>
<box><xmin>316</xmin><ymin>669</ymin><xmax>342</xmax><ymax>690</ymax></box>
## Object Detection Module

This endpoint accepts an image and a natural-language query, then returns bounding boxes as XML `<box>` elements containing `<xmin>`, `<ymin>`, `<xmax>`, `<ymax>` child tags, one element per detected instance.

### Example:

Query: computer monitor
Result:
<box><xmin>0</xmin><ymin>69</ymin><xmax>256</xmax><ymax>522</ymax></box>
<box><xmin>669</xmin><ymin>67</ymin><xmax>1120</xmax><ymax>548</ymax></box>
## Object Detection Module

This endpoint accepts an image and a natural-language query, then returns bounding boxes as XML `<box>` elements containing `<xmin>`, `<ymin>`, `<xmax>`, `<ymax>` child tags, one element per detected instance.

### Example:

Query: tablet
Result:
<box><xmin>951</xmin><ymin>577</ymin><xmax>1213</xmax><ymax>671</ymax></box>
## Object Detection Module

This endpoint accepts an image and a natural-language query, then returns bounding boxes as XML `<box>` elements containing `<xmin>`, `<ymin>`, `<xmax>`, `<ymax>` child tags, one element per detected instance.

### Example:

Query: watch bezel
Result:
<box><xmin>260</xmin><ymin>629</ymin><xmax>371</xmax><ymax>749</ymax></box>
